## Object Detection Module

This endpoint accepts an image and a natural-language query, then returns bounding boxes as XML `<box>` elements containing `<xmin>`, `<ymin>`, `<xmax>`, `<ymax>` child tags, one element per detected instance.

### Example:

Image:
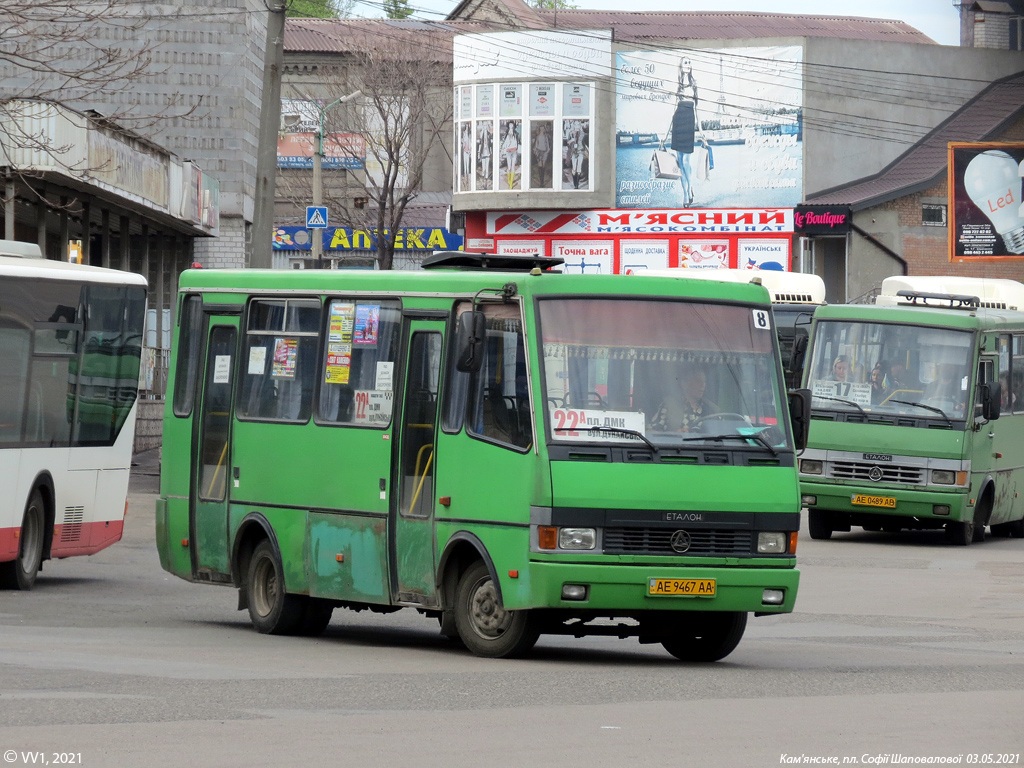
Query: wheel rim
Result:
<box><xmin>251</xmin><ymin>556</ymin><xmax>278</xmax><ymax>618</ymax></box>
<box><xmin>467</xmin><ymin>575</ymin><xmax>511</xmax><ymax>640</ymax></box>
<box><xmin>19</xmin><ymin>503</ymin><xmax>42</xmax><ymax>576</ymax></box>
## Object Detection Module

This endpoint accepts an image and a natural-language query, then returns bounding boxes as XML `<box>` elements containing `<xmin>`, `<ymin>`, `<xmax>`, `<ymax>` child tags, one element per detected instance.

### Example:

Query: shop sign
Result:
<box><xmin>487</xmin><ymin>208</ymin><xmax>793</xmax><ymax>235</ymax></box>
<box><xmin>272</xmin><ymin>226</ymin><xmax>463</xmax><ymax>252</ymax></box>
<box><xmin>793</xmin><ymin>205</ymin><xmax>851</xmax><ymax>235</ymax></box>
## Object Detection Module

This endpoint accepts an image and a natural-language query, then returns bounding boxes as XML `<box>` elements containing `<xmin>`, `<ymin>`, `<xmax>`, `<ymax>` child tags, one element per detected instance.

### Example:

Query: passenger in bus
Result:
<box><xmin>831</xmin><ymin>355</ymin><xmax>850</xmax><ymax>382</ymax></box>
<box><xmin>651</xmin><ymin>367</ymin><xmax>718</xmax><ymax>432</ymax></box>
<box><xmin>924</xmin><ymin>364</ymin><xmax>964</xmax><ymax>408</ymax></box>
<box><xmin>870</xmin><ymin>360</ymin><xmax>891</xmax><ymax>404</ymax></box>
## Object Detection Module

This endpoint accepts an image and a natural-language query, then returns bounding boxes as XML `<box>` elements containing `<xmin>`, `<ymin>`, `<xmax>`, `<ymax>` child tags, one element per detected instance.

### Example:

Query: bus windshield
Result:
<box><xmin>806</xmin><ymin>320</ymin><xmax>974</xmax><ymax>420</ymax></box>
<box><xmin>539</xmin><ymin>297</ymin><xmax>789</xmax><ymax>451</ymax></box>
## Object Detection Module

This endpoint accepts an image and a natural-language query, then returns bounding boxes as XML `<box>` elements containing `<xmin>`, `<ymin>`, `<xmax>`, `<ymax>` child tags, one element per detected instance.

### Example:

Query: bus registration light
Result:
<box><xmin>558</xmin><ymin>528</ymin><xmax>596</xmax><ymax>550</ymax></box>
<box><xmin>762</xmin><ymin>589</ymin><xmax>785</xmax><ymax>605</ymax></box>
<box><xmin>757</xmin><ymin>532</ymin><xmax>787</xmax><ymax>554</ymax></box>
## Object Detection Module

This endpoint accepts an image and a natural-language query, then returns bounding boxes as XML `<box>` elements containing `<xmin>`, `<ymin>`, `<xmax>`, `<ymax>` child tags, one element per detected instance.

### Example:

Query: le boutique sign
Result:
<box><xmin>793</xmin><ymin>205</ymin><xmax>852</xmax><ymax>235</ymax></box>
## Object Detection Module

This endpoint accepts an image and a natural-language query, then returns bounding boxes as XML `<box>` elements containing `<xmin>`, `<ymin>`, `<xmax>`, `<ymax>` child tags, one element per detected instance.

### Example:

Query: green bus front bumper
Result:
<box><xmin>505</xmin><ymin>560</ymin><xmax>799</xmax><ymax>614</ymax></box>
<box><xmin>801</xmin><ymin>480</ymin><xmax>969</xmax><ymax>522</ymax></box>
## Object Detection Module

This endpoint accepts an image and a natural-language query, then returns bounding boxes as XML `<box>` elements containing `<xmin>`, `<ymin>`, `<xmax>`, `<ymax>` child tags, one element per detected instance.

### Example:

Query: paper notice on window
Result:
<box><xmin>213</xmin><ymin>355</ymin><xmax>232</xmax><ymax>384</ymax></box>
<box><xmin>353</xmin><ymin>390</ymin><xmax>394</xmax><ymax>424</ymax></box>
<box><xmin>248</xmin><ymin>346</ymin><xmax>267</xmax><ymax>375</ymax></box>
<box><xmin>328</xmin><ymin>301</ymin><xmax>355</xmax><ymax>343</ymax></box>
<box><xmin>271</xmin><ymin>338</ymin><xmax>298</xmax><ymax>379</ymax></box>
<box><xmin>325</xmin><ymin>343</ymin><xmax>352</xmax><ymax>384</ymax></box>
<box><xmin>375</xmin><ymin>361</ymin><xmax>394</xmax><ymax>391</ymax></box>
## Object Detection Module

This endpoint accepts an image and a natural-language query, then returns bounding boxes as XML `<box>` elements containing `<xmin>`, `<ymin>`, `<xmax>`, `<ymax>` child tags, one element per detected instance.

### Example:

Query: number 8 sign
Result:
<box><xmin>752</xmin><ymin>309</ymin><xmax>770</xmax><ymax>330</ymax></box>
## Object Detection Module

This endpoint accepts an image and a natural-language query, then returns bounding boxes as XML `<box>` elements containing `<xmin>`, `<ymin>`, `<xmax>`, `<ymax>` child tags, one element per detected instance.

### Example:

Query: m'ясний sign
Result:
<box><xmin>793</xmin><ymin>205</ymin><xmax>851</xmax><ymax>235</ymax></box>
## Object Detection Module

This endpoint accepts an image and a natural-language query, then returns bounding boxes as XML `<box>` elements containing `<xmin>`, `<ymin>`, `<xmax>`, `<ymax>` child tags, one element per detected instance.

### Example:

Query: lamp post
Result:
<box><xmin>312</xmin><ymin>90</ymin><xmax>361</xmax><ymax>269</ymax></box>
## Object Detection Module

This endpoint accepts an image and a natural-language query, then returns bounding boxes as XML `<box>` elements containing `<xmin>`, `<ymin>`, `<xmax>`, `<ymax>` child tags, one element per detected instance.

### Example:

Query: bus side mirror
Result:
<box><xmin>455</xmin><ymin>311</ymin><xmax>486</xmax><ymax>373</ymax></box>
<box><xmin>788</xmin><ymin>388</ymin><xmax>811</xmax><ymax>450</ymax></box>
<box><xmin>980</xmin><ymin>381</ymin><xmax>1001</xmax><ymax>421</ymax></box>
<box><xmin>789</xmin><ymin>333</ymin><xmax>808</xmax><ymax>376</ymax></box>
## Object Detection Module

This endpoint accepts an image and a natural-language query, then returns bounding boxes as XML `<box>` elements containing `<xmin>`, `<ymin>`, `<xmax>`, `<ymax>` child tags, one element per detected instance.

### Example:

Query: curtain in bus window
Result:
<box><xmin>317</xmin><ymin>300</ymin><xmax>401</xmax><ymax>426</ymax></box>
<box><xmin>238</xmin><ymin>298</ymin><xmax>320</xmax><ymax>422</ymax></box>
<box><xmin>74</xmin><ymin>285</ymin><xmax>145</xmax><ymax>446</ymax></box>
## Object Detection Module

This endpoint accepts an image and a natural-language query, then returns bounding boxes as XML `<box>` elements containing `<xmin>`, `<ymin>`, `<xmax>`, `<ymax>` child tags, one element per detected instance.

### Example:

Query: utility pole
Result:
<box><xmin>312</xmin><ymin>91</ymin><xmax>361</xmax><ymax>269</ymax></box>
<box><xmin>251</xmin><ymin>0</ymin><xmax>287</xmax><ymax>269</ymax></box>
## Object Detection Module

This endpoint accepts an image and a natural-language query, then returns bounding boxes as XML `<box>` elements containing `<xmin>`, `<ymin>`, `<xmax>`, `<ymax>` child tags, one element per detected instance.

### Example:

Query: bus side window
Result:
<box><xmin>1013</xmin><ymin>335</ymin><xmax>1024</xmax><ymax>414</ymax></box>
<box><xmin>237</xmin><ymin>298</ymin><xmax>320</xmax><ymax>423</ymax></box>
<box><xmin>465</xmin><ymin>308</ymin><xmax>531</xmax><ymax>451</ymax></box>
<box><xmin>173</xmin><ymin>295</ymin><xmax>204</xmax><ymax>418</ymax></box>
<box><xmin>316</xmin><ymin>300</ymin><xmax>401</xmax><ymax>427</ymax></box>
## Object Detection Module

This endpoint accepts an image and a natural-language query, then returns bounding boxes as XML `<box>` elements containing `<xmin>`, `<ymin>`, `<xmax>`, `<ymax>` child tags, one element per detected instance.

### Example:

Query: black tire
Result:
<box><xmin>298</xmin><ymin>598</ymin><xmax>334</xmax><ymax>637</ymax></box>
<box><xmin>0</xmin><ymin>490</ymin><xmax>45</xmax><ymax>590</ymax></box>
<box><xmin>945</xmin><ymin>520</ymin><xmax>973</xmax><ymax>546</ymax></box>
<box><xmin>808</xmin><ymin>509</ymin><xmax>833</xmax><ymax>540</ymax></box>
<box><xmin>661</xmin><ymin>611</ymin><xmax>747</xmax><ymax>662</ymax></box>
<box><xmin>246</xmin><ymin>540</ymin><xmax>305</xmax><ymax>635</ymax></box>
<box><xmin>454</xmin><ymin>561</ymin><xmax>538</xmax><ymax>658</ymax></box>
<box><xmin>971</xmin><ymin>523</ymin><xmax>986</xmax><ymax>543</ymax></box>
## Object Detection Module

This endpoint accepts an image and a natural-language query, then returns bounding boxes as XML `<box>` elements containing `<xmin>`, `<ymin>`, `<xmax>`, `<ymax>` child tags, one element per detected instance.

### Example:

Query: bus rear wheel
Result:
<box><xmin>246</xmin><ymin>540</ymin><xmax>305</xmax><ymax>635</ymax></box>
<box><xmin>0</xmin><ymin>491</ymin><xmax>45</xmax><ymax>591</ymax></box>
<box><xmin>661</xmin><ymin>611</ymin><xmax>747</xmax><ymax>662</ymax></box>
<box><xmin>454</xmin><ymin>561</ymin><xmax>538</xmax><ymax>658</ymax></box>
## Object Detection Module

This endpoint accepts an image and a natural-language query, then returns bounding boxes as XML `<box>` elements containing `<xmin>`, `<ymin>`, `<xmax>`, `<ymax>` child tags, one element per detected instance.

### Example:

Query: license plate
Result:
<box><xmin>648</xmin><ymin>578</ymin><xmax>716</xmax><ymax>596</ymax></box>
<box><xmin>851</xmin><ymin>493</ymin><xmax>897</xmax><ymax>508</ymax></box>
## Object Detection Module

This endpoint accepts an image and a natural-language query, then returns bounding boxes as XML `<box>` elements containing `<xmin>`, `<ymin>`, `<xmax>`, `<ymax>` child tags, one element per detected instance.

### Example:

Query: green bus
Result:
<box><xmin>156</xmin><ymin>253</ymin><xmax>810</xmax><ymax>659</ymax></box>
<box><xmin>800</xmin><ymin>275</ymin><xmax>1024</xmax><ymax>545</ymax></box>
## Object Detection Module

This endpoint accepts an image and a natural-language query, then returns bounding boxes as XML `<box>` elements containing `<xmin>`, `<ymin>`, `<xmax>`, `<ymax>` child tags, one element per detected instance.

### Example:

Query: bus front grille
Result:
<box><xmin>830</xmin><ymin>461</ymin><xmax>922</xmax><ymax>484</ymax></box>
<box><xmin>603</xmin><ymin>528</ymin><xmax>752</xmax><ymax>556</ymax></box>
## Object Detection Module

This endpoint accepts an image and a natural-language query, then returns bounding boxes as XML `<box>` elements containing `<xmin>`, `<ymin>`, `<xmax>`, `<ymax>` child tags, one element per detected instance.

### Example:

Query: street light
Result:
<box><xmin>312</xmin><ymin>90</ymin><xmax>361</xmax><ymax>269</ymax></box>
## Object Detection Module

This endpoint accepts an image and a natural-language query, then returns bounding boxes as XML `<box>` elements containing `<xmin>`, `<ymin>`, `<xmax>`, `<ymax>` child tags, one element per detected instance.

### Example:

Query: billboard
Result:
<box><xmin>615</xmin><ymin>46</ymin><xmax>803</xmax><ymax>209</ymax></box>
<box><xmin>278</xmin><ymin>98</ymin><xmax>365</xmax><ymax>169</ymax></box>
<box><xmin>949</xmin><ymin>142</ymin><xmax>1024</xmax><ymax>260</ymax></box>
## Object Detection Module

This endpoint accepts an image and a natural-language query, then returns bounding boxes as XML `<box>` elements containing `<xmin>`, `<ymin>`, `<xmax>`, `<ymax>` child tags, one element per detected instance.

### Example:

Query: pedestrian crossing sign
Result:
<box><xmin>306</xmin><ymin>206</ymin><xmax>329</xmax><ymax>228</ymax></box>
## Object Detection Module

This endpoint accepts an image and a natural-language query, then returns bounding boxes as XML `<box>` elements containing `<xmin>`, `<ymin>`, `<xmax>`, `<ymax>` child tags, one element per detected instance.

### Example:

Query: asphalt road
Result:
<box><xmin>1</xmin><ymin>454</ymin><xmax>1022</xmax><ymax>767</ymax></box>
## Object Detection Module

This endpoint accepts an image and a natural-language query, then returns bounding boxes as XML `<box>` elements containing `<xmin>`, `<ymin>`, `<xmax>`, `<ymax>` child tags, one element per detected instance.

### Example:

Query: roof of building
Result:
<box><xmin>528</xmin><ymin>10</ymin><xmax>937</xmax><ymax>44</ymax></box>
<box><xmin>285</xmin><ymin>5</ymin><xmax>937</xmax><ymax>53</ymax></box>
<box><xmin>806</xmin><ymin>69</ymin><xmax>1024</xmax><ymax>209</ymax></box>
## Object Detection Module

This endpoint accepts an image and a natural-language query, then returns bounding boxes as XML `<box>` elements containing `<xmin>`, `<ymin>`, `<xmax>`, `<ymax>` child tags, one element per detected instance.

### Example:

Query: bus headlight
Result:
<box><xmin>800</xmin><ymin>459</ymin><xmax>823</xmax><ymax>475</ymax></box>
<box><xmin>931</xmin><ymin>469</ymin><xmax>956</xmax><ymax>485</ymax></box>
<box><xmin>558</xmin><ymin>528</ymin><xmax>596</xmax><ymax>550</ymax></box>
<box><xmin>757</xmin><ymin>532</ymin><xmax>787</xmax><ymax>554</ymax></box>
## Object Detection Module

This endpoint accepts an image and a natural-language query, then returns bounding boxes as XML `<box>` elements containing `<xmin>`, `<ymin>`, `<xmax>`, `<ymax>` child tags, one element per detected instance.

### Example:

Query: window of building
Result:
<box><xmin>922</xmin><ymin>204</ymin><xmax>947</xmax><ymax>227</ymax></box>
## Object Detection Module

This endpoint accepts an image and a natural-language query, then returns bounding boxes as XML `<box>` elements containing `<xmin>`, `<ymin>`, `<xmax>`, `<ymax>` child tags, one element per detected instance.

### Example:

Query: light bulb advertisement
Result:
<box><xmin>949</xmin><ymin>142</ymin><xmax>1024</xmax><ymax>260</ymax></box>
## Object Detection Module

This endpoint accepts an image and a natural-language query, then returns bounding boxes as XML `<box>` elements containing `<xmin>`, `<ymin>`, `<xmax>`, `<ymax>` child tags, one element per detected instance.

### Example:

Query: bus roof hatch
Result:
<box><xmin>422</xmin><ymin>251</ymin><xmax>564</xmax><ymax>272</ymax></box>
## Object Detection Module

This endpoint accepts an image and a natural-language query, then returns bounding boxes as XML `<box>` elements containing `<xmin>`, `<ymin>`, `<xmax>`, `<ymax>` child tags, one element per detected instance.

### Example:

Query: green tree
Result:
<box><xmin>530</xmin><ymin>0</ymin><xmax>578</xmax><ymax>7</ymax></box>
<box><xmin>382</xmin><ymin>0</ymin><xmax>414</xmax><ymax>19</ymax></box>
<box><xmin>286</xmin><ymin>0</ymin><xmax>355</xmax><ymax>18</ymax></box>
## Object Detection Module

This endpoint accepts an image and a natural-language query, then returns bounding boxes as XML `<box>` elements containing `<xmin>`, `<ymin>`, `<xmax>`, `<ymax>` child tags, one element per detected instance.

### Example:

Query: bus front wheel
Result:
<box><xmin>0</xmin><ymin>490</ymin><xmax>45</xmax><ymax>591</ymax></box>
<box><xmin>246</xmin><ymin>540</ymin><xmax>305</xmax><ymax>635</ymax></box>
<box><xmin>661</xmin><ymin>611</ymin><xmax>747</xmax><ymax>662</ymax></box>
<box><xmin>808</xmin><ymin>510</ymin><xmax>833</xmax><ymax>540</ymax></box>
<box><xmin>454</xmin><ymin>561</ymin><xmax>539</xmax><ymax>658</ymax></box>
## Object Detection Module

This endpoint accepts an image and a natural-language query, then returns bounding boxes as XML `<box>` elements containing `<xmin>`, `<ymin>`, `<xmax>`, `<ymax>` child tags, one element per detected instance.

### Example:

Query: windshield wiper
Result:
<box><xmin>811</xmin><ymin>393</ymin><xmax>868</xmax><ymax>418</ymax></box>
<box><xmin>887</xmin><ymin>399</ymin><xmax>953</xmax><ymax>425</ymax></box>
<box><xmin>553</xmin><ymin>425</ymin><xmax>658</xmax><ymax>452</ymax></box>
<box><xmin>678</xmin><ymin>429</ymin><xmax>779</xmax><ymax>456</ymax></box>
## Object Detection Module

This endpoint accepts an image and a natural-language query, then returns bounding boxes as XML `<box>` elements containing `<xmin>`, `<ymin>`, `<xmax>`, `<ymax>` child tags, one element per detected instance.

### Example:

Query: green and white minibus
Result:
<box><xmin>800</xmin><ymin>275</ymin><xmax>1024</xmax><ymax>545</ymax></box>
<box><xmin>156</xmin><ymin>253</ymin><xmax>810</xmax><ymax>659</ymax></box>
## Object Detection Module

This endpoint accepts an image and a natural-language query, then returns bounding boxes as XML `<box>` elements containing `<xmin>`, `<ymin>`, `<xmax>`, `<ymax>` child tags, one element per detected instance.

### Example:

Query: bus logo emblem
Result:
<box><xmin>863</xmin><ymin>453</ymin><xmax>892</xmax><ymax>462</ymax></box>
<box><xmin>868</xmin><ymin>466</ymin><xmax>884</xmax><ymax>482</ymax></box>
<box><xmin>670</xmin><ymin>530</ymin><xmax>692</xmax><ymax>553</ymax></box>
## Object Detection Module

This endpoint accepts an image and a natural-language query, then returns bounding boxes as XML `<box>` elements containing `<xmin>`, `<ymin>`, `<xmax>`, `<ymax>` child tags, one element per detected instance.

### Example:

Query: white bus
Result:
<box><xmin>631</xmin><ymin>268</ymin><xmax>826</xmax><ymax>388</ymax></box>
<box><xmin>0</xmin><ymin>244</ymin><xmax>147</xmax><ymax>589</ymax></box>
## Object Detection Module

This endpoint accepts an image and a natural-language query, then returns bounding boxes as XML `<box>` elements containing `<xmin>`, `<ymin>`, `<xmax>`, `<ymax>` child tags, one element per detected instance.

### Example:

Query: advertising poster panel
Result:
<box><xmin>949</xmin><ymin>142</ymin><xmax>1024</xmax><ymax>259</ymax></box>
<box><xmin>615</xmin><ymin>46</ymin><xmax>803</xmax><ymax>209</ymax></box>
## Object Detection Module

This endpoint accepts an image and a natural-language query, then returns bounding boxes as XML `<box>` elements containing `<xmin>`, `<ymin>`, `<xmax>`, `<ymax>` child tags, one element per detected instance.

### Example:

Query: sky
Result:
<box><xmin>366</xmin><ymin>0</ymin><xmax>962</xmax><ymax>46</ymax></box>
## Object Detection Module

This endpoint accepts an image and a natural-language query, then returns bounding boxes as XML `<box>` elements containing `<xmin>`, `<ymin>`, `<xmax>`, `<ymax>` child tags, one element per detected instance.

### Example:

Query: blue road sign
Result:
<box><xmin>306</xmin><ymin>206</ymin><xmax>329</xmax><ymax>228</ymax></box>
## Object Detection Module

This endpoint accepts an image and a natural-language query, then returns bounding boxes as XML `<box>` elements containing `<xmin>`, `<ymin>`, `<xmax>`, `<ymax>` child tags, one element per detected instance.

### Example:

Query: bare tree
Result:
<box><xmin>278</xmin><ymin>23</ymin><xmax>453</xmax><ymax>270</ymax></box>
<box><xmin>0</xmin><ymin>2</ymin><xmax>187</xmax><ymax>177</ymax></box>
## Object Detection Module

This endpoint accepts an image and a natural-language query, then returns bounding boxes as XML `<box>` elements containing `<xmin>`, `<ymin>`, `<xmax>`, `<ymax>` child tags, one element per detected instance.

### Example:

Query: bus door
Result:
<box><xmin>391</xmin><ymin>316</ymin><xmax>445</xmax><ymax>605</ymax></box>
<box><xmin>190</xmin><ymin>314</ymin><xmax>239</xmax><ymax>581</ymax></box>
